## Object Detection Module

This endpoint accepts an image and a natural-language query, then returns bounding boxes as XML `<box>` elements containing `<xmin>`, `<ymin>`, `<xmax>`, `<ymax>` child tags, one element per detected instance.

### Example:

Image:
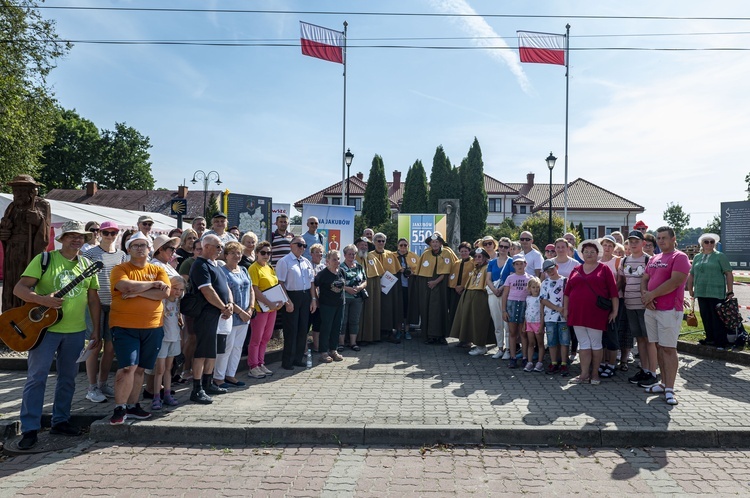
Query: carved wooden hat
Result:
<box><xmin>7</xmin><ymin>174</ymin><xmax>44</xmax><ymax>187</ymax></box>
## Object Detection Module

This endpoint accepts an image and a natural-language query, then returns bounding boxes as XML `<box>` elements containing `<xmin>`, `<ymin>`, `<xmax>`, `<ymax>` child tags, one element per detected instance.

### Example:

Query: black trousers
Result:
<box><xmin>282</xmin><ymin>290</ymin><xmax>312</xmax><ymax>367</ymax></box>
<box><xmin>698</xmin><ymin>296</ymin><xmax>730</xmax><ymax>347</ymax></box>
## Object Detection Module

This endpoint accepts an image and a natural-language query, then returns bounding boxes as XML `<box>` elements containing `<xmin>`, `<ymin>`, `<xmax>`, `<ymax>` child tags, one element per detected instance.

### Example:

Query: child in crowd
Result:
<box><xmin>524</xmin><ymin>277</ymin><xmax>544</xmax><ymax>372</ymax></box>
<box><xmin>502</xmin><ymin>254</ymin><xmax>531</xmax><ymax>368</ymax></box>
<box><xmin>540</xmin><ymin>259</ymin><xmax>570</xmax><ymax>377</ymax></box>
<box><xmin>152</xmin><ymin>275</ymin><xmax>184</xmax><ymax>410</ymax></box>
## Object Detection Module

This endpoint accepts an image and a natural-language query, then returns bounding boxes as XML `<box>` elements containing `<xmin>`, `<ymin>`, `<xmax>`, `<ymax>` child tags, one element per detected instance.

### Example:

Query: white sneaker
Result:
<box><xmin>533</xmin><ymin>361</ymin><xmax>545</xmax><ymax>372</ymax></box>
<box><xmin>501</xmin><ymin>350</ymin><xmax>511</xmax><ymax>360</ymax></box>
<box><xmin>99</xmin><ymin>383</ymin><xmax>115</xmax><ymax>398</ymax></box>
<box><xmin>627</xmin><ymin>352</ymin><xmax>635</xmax><ymax>363</ymax></box>
<box><xmin>260</xmin><ymin>365</ymin><xmax>273</xmax><ymax>376</ymax></box>
<box><xmin>86</xmin><ymin>386</ymin><xmax>107</xmax><ymax>403</ymax></box>
<box><xmin>523</xmin><ymin>362</ymin><xmax>534</xmax><ymax>372</ymax></box>
<box><xmin>491</xmin><ymin>349</ymin><xmax>504</xmax><ymax>359</ymax></box>
<box><xmin>468</xmin><ymin>346</ymin><xmax>487</xmax><ymax>356</ymax></box>
<box><xmin>616</xmin><ymin>351</ymin><xmax>622</xmax><ymax>361</ymax></box>
<box><xmin>247</xmin><ymin>367</ymin><xmax>266</xmax><ymax>379</ymax></box>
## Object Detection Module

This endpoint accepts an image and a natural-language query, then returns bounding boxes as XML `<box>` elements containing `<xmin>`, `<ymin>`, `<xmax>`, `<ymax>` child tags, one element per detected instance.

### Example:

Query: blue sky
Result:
<box><xmin>43</xmin><ymin>0</ymin><xmax>750</xmax><ymax>228</ymax></box>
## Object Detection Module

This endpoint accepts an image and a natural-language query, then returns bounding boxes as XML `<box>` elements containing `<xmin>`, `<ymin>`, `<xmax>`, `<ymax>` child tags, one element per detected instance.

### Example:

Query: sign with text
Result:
<box><xmin>721</xmin><ymin>200</ymin><xmax>750</xmax><ymax>269</ymax></box>
<box><xmin>271</xmin><ymin>203</ymin><xmax>290</xmax><ymax>233</ymax></box>
<box><xmin>302</xmin><ymin>203</ymin><xmax>355</xmax><ymax>251</ymax></box>
<box><xmin>227</xmin><ymin>193</ymin><xmax>272</xmax><ymax>243</ymax></box>
<box><xmin>397</xmin><ymin>214</ymin><xmax>447</xmax><ymax>256</ymax></box>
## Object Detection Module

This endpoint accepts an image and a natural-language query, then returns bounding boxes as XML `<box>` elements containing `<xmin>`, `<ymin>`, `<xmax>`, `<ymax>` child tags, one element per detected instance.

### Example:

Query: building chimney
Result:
<box><xmin>393</xmin><ymin>170</ymin><xmax>401</xmax><ymax>190</ymax></box>
<box><xmin>86</xmin><ymin>182</ymin><xmax>97</xmax><ymax>196</ymax></box>
<box><xmin>356</xmin><ymin>172</ymin><xmax>364</xmax><ymax>180</ymax></box>
<box><xmin>526</xmin><ymin>172</ymin><xmax>535</xmax><ymax>186</ymax></box>
<box><xmin>177</xmin><ymin>185</ymin><xmax>189</xmax><ymax>198</ymax></box>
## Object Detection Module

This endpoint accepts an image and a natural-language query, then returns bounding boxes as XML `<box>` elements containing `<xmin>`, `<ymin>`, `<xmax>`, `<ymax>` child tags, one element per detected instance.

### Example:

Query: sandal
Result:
<box><xmin>350</xmin><ymin>344</ymin><xmax>361</xmax><ymax>351</ymax></box>
<box><xmin>665</xmin><ymin>390</ymin><xmax>679</xmax><ymax>405</ymax></box>
<box><xmin>644</xmin><ymin>383</ymin><xmax>666</xmax><ymax>394</ymax></box>
<box><xmin>600</xmin><ymin>366</ymin><xmax>615</xmax><ymax>378</ymax></box>
<box><xmin>569</xmin><ymin>376</ymin><xmax>590</xmax><ymax>384</ymax></box>
<box><xmin>591</xmin><ymin>379</ymin><xmax>601</xmax><ymax>386</ymax></box>
<box><xmin>320</xmin><ymin>354</ymin><xmax>333</xmax><ymax>363</ymax></box>
<box><xmin>619</xmin><ymin>362</ymin><xmax>629</xmax><ymax>372</ymax></box>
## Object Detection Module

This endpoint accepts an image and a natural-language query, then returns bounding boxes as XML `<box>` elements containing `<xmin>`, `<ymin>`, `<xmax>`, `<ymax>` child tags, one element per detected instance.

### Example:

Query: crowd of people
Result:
<box><xmin>13</xmin><ymin>208</ymin><xmax>733</xmax><ymax>450</ymax></box>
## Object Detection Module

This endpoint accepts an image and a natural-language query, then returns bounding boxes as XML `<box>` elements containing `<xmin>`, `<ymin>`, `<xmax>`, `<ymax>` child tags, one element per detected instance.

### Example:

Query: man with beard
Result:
<box><xmin>370</xmin><ymin>233</ymin><xmax>402</xmax><ymax>344</ymax></box>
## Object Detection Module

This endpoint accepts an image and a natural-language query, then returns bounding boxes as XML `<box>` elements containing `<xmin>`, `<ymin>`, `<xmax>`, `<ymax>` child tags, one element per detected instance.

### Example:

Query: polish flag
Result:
<box><xmin>517</xmin><ymin>31</ymin><xmax>566</xmax><ymax>66</ymax></box>
<box><xmin>300</xmin><ymin>21</ymin><xmax>344</xmax><ymax>64</ymax></box>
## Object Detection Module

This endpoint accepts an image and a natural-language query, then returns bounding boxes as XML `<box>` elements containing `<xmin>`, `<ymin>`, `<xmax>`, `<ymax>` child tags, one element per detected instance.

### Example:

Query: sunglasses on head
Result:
<box><xmin>101</xmin><ymin>230</ymin><xmax>118</xmax><ymax>236</ymax></box>
<box><xmin>294</xmin><ymin>242</ymin><xmax>307</xmax><ymax>248</ymax></box>
<box><xmin>258</xmin><ymin>250</ymin><xmax>271</xmax><ymax>256</ymax></box>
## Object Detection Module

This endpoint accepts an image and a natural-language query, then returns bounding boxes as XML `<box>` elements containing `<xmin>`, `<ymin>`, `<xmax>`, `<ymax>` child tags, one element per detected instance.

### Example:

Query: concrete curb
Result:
<box><xmin>87</xmin><ymin>420</ymin><xmax>750</xmax><ymax>448</ymax></box>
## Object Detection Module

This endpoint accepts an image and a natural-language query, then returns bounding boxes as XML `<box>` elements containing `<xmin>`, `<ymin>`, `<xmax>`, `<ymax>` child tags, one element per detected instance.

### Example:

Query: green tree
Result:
<box><xmin>428</xmin><ymin>145</ymin><xmax>451</xmax><ymax>211</ymax></box>
<box><xmin>705</xmin><ymin>214</ymin><xmax>721</xmax><ymax>237</ymax></box>
<box><xmin>401</xmin><ymin>160</ymin><xmax>429</xmax><ymax>213</ymax></box>
<box><xmin>485</xmin><ymin>218</ymin><xmax>519</xmax><ymax>242</ymax></box>
<box><xmin>204</xmin><ymin>192</ymin><xmax>219</xmax><ymax>220</ymax></box>
<box><xmin>458</xmin><ymin>138</ymin><xmax>488</xmax><ymax>244</ymax></box>
<box><xmin>663</xmin><ymin>202</ymin><xmax>690</xmax><ymax>242</ymax></box>
<box><xmin>354</xmin><ymin>214</ymin><xmax>367</xmax><ymax>240</ymax></box>
<box><xmin>374</xmin><ymin>218</ymin><xmax>399</xmax><ymax>251</ymax></box>
<box><xmin>577</xmin><ymin>222</ymin><xmax>584</xmax><ymax>241</ymax></box>
<box><xmin>39</xmin><ymin>108</ymin><xmax>100</xmax><ymax>190</ymax></box>
<box><xmin>520</xmin><ymin>213</ymin><xmax>566</xmax><ymax>249</ymax></box>
<box><xmin>361</xmin><ymin>154</ymin><xmax>390</xmax><ymax>227</ymax></box>
<box><xmin>290</xmin><ymin>214</ymin><xmax>302</xmax><ymax>225</ymax></box>
<box><xmin>0</xmin><ymin>0</ymin><xmax>71</xmax><ymax>187</ymax></box>
<box><xmin>89</xmin><ymin>122</ymin><xmax>155</xmax><ymax>190</ymax></box>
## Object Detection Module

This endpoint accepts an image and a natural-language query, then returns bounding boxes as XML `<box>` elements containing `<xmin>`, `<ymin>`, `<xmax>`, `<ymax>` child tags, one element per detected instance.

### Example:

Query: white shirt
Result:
<box><xmin>524</xmin><ymin>248</ymin><xmax>544</xmax><ymax>275</ymax></box>
<box><xmin>275</xmin><ymin>252</ymin><xmax>315</xmax><ymax>291</ymax></box>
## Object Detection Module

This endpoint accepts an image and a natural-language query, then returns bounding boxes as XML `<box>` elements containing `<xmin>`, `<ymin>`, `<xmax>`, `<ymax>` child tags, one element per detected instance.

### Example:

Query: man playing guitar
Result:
<box><xmin>13</xmin><ymin>220</ymin><xmax>101</xmax><ymax>450</ymax></box>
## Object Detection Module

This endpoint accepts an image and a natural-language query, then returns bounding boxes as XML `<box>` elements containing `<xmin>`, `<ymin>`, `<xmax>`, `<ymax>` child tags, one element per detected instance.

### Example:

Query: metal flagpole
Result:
<box><xmin>563</xmin><ymin>23</ymin><xmax>570</xmax><ymax>228</ymax></box>
<box><xmin>341</xmin><ymin>21</ymin><xmax>348</xmax><ymax>206</ymax></box>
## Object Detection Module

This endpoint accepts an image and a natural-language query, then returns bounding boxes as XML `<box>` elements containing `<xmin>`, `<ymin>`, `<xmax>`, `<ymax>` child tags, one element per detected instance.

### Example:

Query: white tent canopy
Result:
<box><xmin>0</xmin><ymin>194</ymin><xmax>183</xmax><ymax>234</ymax></box>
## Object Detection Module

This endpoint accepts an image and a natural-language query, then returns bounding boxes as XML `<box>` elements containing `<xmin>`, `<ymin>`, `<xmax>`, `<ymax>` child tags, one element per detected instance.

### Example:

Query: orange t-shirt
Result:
<box><xmin>109</xmin><ymin>262</ymin><xmax>170</xmax><ymax>329</ymax></box>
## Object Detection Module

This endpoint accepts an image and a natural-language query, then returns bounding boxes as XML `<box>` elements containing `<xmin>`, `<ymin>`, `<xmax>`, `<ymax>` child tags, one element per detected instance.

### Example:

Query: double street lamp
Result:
<box><xmin>345</xmin><ymin>149</ymin><xmax>354</xmax><ymax>206</ymax></box>
<box><xmin>191</xmin><ymin>170</ymin><xmax>222</xmax><ymax>218</ymax></box>
<box><xmin>546</xmin><ymin>152</ymin><xmax>557</xmax><ymax>245</ymax></box>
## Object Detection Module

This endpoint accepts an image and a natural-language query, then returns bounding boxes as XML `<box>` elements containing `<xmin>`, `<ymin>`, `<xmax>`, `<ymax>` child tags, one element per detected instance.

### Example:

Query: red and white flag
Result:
<box><xmin>300</xmin><ymin>21</ymin><xmax>344</xmax><ymax>64</ymax></box>
<box><xmin>517</xmin><ymin>31</ymin><xmax>566</xmax><ymax>66</ymax></box>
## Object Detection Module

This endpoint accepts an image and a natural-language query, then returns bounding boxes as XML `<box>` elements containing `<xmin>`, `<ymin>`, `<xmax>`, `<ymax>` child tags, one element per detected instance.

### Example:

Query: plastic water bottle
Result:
<box><xmin>306</xmin><ymin>348</ymin><xmax>312</xmax><ymax>368</ymax></box>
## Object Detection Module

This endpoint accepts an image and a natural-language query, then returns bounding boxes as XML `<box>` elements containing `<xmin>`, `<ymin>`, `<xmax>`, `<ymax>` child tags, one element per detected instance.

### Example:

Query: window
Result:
<box><xmin>331</xmin><ymin>197</ymin><xmax>341</xmax><ymax>205</ymax></box>
<box><xmin>488</xmin><ymin>198</ymin><xmax>502</xmax><ymax>212</ymax></box>
<box><xmin>605</xmin><ymin>227</ymin><xmax>620</xmax><ymax>235</ymax></box>
<box><xmin>347</xmin><ymin>198</ymin><xmax>362</xmax><ymax>211</ymax></box>
<box><xmin>583</xmin><ymin>227</ymin><xmax>598</xmax><ymax>239</ymax></box>
<box><xmin>519</xmin><ymin>206</ymin><xmax>527</xmax><ymax>214</ymax></box>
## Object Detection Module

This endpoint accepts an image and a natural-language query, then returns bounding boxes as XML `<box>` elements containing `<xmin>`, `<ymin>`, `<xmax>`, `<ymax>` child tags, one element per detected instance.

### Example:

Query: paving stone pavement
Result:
<box><xmin>2</xmin><ymin>441</ymin><xmax>750</xmax><ymax>497</ymax></box>
<box><xmin>2</xmin><ymin>338</ymin><xmax>750</xmax><ymax>446</ymax></box>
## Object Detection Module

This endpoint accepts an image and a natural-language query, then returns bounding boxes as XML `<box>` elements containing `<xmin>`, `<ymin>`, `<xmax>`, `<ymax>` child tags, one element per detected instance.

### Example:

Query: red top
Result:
<box><xmin>564</xmin><ymin>262</ymin><xmax>618</xmax><ymax>331</ymax></box>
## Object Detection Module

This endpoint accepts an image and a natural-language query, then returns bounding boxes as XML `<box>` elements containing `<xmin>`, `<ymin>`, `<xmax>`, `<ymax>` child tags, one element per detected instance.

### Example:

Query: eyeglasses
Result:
<box><xmin>294</xmin><ymin>242</ymin><xmax>307</xmax><ymax>248</ymax></box>
<box><xmin>258</xmin><ymin>250</ymin><xmax>271</xmax><ymax>256</ymax></box>
<box><xmin>101</xmin><ymin>230</ymin><xmax>118</xmax><ymax>237</ymax></box>
<box><xmin>140</xmin><ymin>222</ymin><xmax>153</xmax><ymax>226</ymax></box>
<box><xmin>130</xmin><ymin>243</ymin><xmax>149</xmax><ymax>250</ymax></box>
<box><xmin>702</xmin><ymin>240</ymin><xmax>715</xmax><ymax>244</ymax></box>
<box><xmin>520</xmin><ymin>237</ymin><xmax>531</xmax><ymax>242</ymax></box>
<box><xmin>498</xmin><ymin>245</ymin><xmax>510</xmax><ymax>250</ymax></box>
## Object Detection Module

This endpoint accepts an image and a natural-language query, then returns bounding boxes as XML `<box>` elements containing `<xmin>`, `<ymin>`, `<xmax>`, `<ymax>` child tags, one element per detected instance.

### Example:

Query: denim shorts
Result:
<box><xmin>545</xmin><ymin>321</ymin><xmax>570</xmax><ymax>347</ymax></box>
<box><xmin>85</xmin><ymin>305</ymin><xmax>113</xmax><ymax>342</ymax></box>
<box><xmin>506</xmin><ymin>300</ymin><xmax>526</xmax><ymax>323</ymax></box>
<box><xmin>112</xmin><ymin>326</ymin><xmax>164</xmax><ymax>370</ymax></box>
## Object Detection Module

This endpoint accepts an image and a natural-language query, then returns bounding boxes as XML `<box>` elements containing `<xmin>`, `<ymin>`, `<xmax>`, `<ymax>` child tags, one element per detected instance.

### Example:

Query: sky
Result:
<box><xmin>38</xmin><ymin>0</ymin><xmax>750</xmax><ymax>228</ymax></box>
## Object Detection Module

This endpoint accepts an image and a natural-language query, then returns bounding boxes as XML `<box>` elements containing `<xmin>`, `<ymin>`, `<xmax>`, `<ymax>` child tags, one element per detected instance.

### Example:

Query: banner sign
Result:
<box><xmin>271</xmin><ymin>203</ymin><xmax>290</xmax><ymax>233</ymax></box>
<box><xmin>302</xmin><ymin>203</ymin><xmax>356</xmax><ymax>252</ymax></box>
<box><xmin>397</xmin><ymin>214</ymin><xmax>447</xmax><ymax>255</ymax></box>
<box><xmin>721</xmin><ymin>200</ymin><xmax>750</xmax><ymax>269</ymax></box>
<box><xmin>227</xmin><ymin>193</ymin><xmax>272</xmax><ymax>243</ymax></box>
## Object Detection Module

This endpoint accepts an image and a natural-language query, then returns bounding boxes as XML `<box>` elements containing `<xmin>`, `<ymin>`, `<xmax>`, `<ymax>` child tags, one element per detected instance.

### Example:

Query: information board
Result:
<box><xmin>397</xmin><ymin>214</ymin><xmax>447</xmax><ymax>256</ymax></box>
<box><xmin>721</xmin><ymin>200</ymin><xmax>750</xmax><ymax>269</ymax></box>
<box><xmin>227</xmin><ymin>193</ymin><xmax>272</xmax><ymax>243</ymax></box>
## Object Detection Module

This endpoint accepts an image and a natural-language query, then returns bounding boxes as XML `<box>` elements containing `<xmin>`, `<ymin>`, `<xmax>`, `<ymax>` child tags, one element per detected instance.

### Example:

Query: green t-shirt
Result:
<box><xmin>689</xmin><ymin>251</ymin><xmax>731</xmax><ymax>300</ymax></box>
<box><xmin>21</xmin><ymin>251</ymin><xmax>100</xmax><ymax>333</ymax></box>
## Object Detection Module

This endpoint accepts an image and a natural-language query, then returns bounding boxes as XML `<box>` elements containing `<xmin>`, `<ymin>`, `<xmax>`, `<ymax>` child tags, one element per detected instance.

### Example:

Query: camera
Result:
<box><xmin>403</xmin><ymin>267</ymin><xmax>412</xmax><ymax>277</ymax></box>
<box><xmin>333</xmin><ymin>280</ymin><xmax>345</xmax><ymax>289</ymax></box>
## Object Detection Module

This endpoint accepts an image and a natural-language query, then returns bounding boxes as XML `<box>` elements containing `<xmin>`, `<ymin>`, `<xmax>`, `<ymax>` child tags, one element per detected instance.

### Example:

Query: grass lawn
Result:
<box><xmin>734</xmin><ymin>276</ymin><xmax>750</xmax><ymax>284</ymax></box>
<box><xmin>679</xmin><ymin>310</ymin><xmax>748</xmax><ymax>347</ymax></box>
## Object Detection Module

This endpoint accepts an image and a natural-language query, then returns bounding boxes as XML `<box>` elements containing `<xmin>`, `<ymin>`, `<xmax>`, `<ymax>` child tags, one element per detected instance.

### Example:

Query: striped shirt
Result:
<box><xmin>271</xmin><ymin>230</ymin><xmax>294</xmax><ymax>267</ymax></box>
<box><xmin>83</xmin><ymin>246</ymin><xmax>127</xmax><ymax>305</ymax></box>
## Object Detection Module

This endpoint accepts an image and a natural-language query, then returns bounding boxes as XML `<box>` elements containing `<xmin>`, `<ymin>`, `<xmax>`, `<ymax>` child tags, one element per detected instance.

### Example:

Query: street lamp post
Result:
<box><xmin>191</xmin><ymin>170</ymin><xmax>222</xmax><ymax>218</ymax></box>
<box><xmin>345</xmin><ymin>148</ymin><xmax>354</xmax><ymax>206</ymax></box>
<box><xmin>546</xmin><ymin>152</ymin><xmax>557</xmax><ymax>245</ymax></box>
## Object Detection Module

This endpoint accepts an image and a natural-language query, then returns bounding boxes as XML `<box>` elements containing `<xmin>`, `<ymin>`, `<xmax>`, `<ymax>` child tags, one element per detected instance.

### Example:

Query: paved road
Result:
<box><xmin>1</xmin><ymin>441</ymin><xmax>749</xmax><ymax>497</ymax></box>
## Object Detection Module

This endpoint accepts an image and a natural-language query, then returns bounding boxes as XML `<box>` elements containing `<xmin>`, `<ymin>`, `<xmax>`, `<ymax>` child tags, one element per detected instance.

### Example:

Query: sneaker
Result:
<box><xmin>163</xmin><ymin>394</ymin><xmax>179</xmax><ymax>406</ymax></box>
<box><xmin>627</xmin><ymin>352</ymin><xmax>634</xmax><ymax>363</ymax></box>
<box><xmin>523</xmin><ymin>362</ymin><xmax>534</xmax><ymax>372</ymax></box>
<box><xmin>508</xmin><ymin>358</ymin><xmax>518</xmax><ymax>369</ymax></box>
<box><xmin>628</xmin><ymin>369</ymin><xmax>647</xmax><ymax>384</ymax></box>
<box><xmin>248</xmin><ymin>367</ymin><xmax>267</xmax><ymax>378</ymax></box>
<box><xmin>559</xmin><ymin>364</ymin><xmax>570</xmax><ymax>377</ymax></box>
<box><xmin>99</xmin><ymin>383</ymin><xmax>115</xmax><ymax>398</ymax></box>
<box><xmin>616</xmin><ymin>351</ymin><xmax>621</xmax><ymax>361</ymax></box>
<box><xmin>190</xmin><ymin>389</ymin><xmax>213</xmax><ymax>404</ymax></box>
<box><xmin>502</xmin><ymin>350</ymin><xmax>511</xmax><ymax>360</ymax></box>
<box><xmin>110</xmin><ymin>406</ymin><xmax>127</xmax><ymax>425</ymax></box>
<box><xmin>534</xmin><ymin>361</ymin><xmax>545</xmax><ymax>372</ymax></box>
<box><xmin>86</xmin><ymin>386</ymin><xmax>107</xmax><ymax>403</ymax></box>
<box><xmin>180</xmin><ymin>370</ymin><xmax>193</xmax><ymax>381</ymax></box>
<box><xmin>50</xmin><ymin>421</ymin><xmax>81</xmax><ymax>436</ymax></box>
<box><xmin>491</xmin><ymin>349</ymin><xmax>504</xmax><ymax>359</ymax></box>
<box><xmin>469</xmin><ymin>346</ymin><xmax>488</xmax><ymax>356</ymax></box>
<box><xmin>569</xmin><ymin>353</ymin><xmax>577</xmax><ymax>363</ymax></box>
<box><xmin>18</xmin><ymin>431</ymin><xmax>38</xmax><ymax>450</ymax></box>
<box><xmin>151</xmin><ymin>398</ymin><xmax>163</xmax><ymax>411</ymax></box>
<box><xmin>260</xmin><ymin>365</ymin><xmax>273</xmax><ymax>376</ymax></box>
<box><xmin>546</xmin><ymin>364</ymin><xmax>560</xmax><ymax>375</ymax></box>
<box><xmin>331</xmin><ymin>351</ymin><xmax>344</xmax><ymax>362</ymax></box>
<box><xmin>126</xmin><ymin>403</ymin><xmax>152</xmax><ymax>420</ymax></box>
<box><xmin>405</xmin><ymin>331</ymin><xmax>412</xmax><ymax>340</ymax></box>
<box><xmin>637</xmin><ymin>372</ymin><xmax>660</xmax><ymax>388</ymax></box>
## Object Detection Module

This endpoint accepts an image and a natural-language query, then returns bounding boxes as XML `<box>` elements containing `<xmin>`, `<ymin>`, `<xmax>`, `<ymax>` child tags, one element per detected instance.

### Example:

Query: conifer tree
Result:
<box><xmin>361</xmin><ymin>154</ymin><xmax>391</xmax><ymax>227</ymax></box>
<box><xmin>428</xmin><ymin>145</ymin><xmax>453</xmax><ymax>212</ymax></box>
<box><xmin>401</xmin><ymin>160</ymin><xmax>429</xmax><ymax>213</ymax></box>
<box><xmin>458</xmin><ymin>138</ymin><xmax>489</xmax><ymax>243</ymax></box>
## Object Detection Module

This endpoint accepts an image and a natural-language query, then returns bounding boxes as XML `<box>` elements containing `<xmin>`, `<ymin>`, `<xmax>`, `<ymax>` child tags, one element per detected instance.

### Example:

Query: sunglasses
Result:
<box><xmin>375</xmin><ymin>240</ymin><xmax>385</xmax><ymax>243</ymax></box>
<box><xmin>101</xmin><ymin>230</ymin><xmax>118</xmax><ymax>236</ymax></box>
<box><xmin>482</xmin><ymin>242</ymin><xmax>494</xmax><ymax>246</ymax></box>
<box><xmin>165</xmin><ymin>246</ymin><xmax>177</xmax><ymax>252</ymax></box>
<box><xmin>294</xmin><ymin>242</ymin><xmax>307</xmax><ymax>248</ymax></box>
<box><xmin>309</xmin><ymin>222</ymin><xmax>318</xmax><ymax>225</ymax></box>
<box><xmin>702</xmin><ymin>240</ymin><xmax>715</xmax><ymax>244</ymax></box>
<box><xmin>498</xmin><ymin>245</ymin><xmax>510</xmax><ymax>249</ymax></box>
<box><xmin>141</xmin><ymin>222</ymin><xmax>153</xmax><ymax>226</ymax></box>
<box><xmin>520</xmin><ymin>237</ymin><xmax>531</xmax><ymax>242</ymax></box>
<box><xmin>89</xmin><ymin>228</ymin><xmax>100</xmax><ymax>233</ymax></box>
<box><xmin>258</xmin><ymin>250</ymin><xmax>271</xmax><ymax>256</ymax></box>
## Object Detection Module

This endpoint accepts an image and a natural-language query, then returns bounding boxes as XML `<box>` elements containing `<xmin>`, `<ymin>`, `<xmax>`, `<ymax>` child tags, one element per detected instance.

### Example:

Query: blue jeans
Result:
<box><xmin>20</xmin><ymin>331</ymin><xmax>85</xmax><ymax>433</ymax></box>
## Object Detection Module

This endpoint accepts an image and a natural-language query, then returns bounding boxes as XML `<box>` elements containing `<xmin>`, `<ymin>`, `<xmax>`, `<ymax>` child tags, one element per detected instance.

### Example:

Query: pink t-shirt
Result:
<box><xmin>504</xmin><ymin>272</ymin><xmax>531</xmax><ymax>301</ymax></box>
<box><xmin>645</xmin><ymin>250</ymin><xmax>691</xmax><ymax>311</ymax></box>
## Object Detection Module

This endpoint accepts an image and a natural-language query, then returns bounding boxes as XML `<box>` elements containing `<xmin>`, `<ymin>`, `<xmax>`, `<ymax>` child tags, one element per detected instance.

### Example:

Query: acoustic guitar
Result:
<box><xmin>0</xmin><ymin>261</ymin><xmax>103</xmax><ymax>352</ymax></box>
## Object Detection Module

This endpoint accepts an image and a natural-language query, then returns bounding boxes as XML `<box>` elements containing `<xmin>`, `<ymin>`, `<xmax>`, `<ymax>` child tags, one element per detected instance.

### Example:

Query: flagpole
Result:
<box><xmin>341</xmin><ymin>21</ymin><xmax>348</xmax><ymax>206</ymax></box>
<box><xmin>563</xmin><ymin>23</ymin><xmax>570</xmax><ymax>228</ymax></box>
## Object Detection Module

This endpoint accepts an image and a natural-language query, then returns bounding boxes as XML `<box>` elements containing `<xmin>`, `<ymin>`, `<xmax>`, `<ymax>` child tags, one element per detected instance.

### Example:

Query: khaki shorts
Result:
<box><xmin>644</xmin><ymin>309</ymin><xmax>682</xmax><ymax>348</ymax></box>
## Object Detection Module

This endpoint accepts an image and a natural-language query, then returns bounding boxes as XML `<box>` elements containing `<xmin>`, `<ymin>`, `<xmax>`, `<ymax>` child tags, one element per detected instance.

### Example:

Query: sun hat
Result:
<box><xmin>633</xmin><ymin>220</ymin><xmax>648</xmax><ymax>230</ymax></box>
<box><xmin>153</xmin><ymin>234</ymin><xmax>181</xmax><ymax>253</ymax></box>
<box><xmin>698</xmin><ymin>233</ymin><xmax>720</xmax><ymax>245</ymax></box>
<box><xmin>55</xmin><ymin>220</ymin><xmax>90</xmax><ymax>242</ymax></box>
<box><xmin>600</xmin><ymin>235</ymin><xmax>617</xmax><ymax>246</ymax></box>
<box><xmin>125</xmin><ymin>232</ymin><xmax>153</xmax><ymax>251</ymax></box>
<box><xmin>578</xmin><ymin>239</ymin><xmax>603</xmax><ymax>255</ymax></box>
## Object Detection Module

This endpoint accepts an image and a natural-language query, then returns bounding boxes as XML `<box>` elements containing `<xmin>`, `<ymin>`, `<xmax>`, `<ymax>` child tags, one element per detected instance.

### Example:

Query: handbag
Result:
<box><xmin>580</xmin><ymin>268</ymin><xmax>613</xmax><ymax>311</ymax></box>
<box><xmin>685</xmin><ymin>298</ymin><xmax>698</xmax><ymax>327</ymax></box>
<box><xmin>715</xmin><ymin>297</ymin><xmax>743</xmax><ymax>331</ymax></box>
<box><xmin>358</xmin><ymin>288</ymin><xmax>369</xmax><ymax>300</ymax></box>
<box><xmin>180</xmin><ymin>289</ymin><xmax>206</xmax><ymax>318</ymax></box>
